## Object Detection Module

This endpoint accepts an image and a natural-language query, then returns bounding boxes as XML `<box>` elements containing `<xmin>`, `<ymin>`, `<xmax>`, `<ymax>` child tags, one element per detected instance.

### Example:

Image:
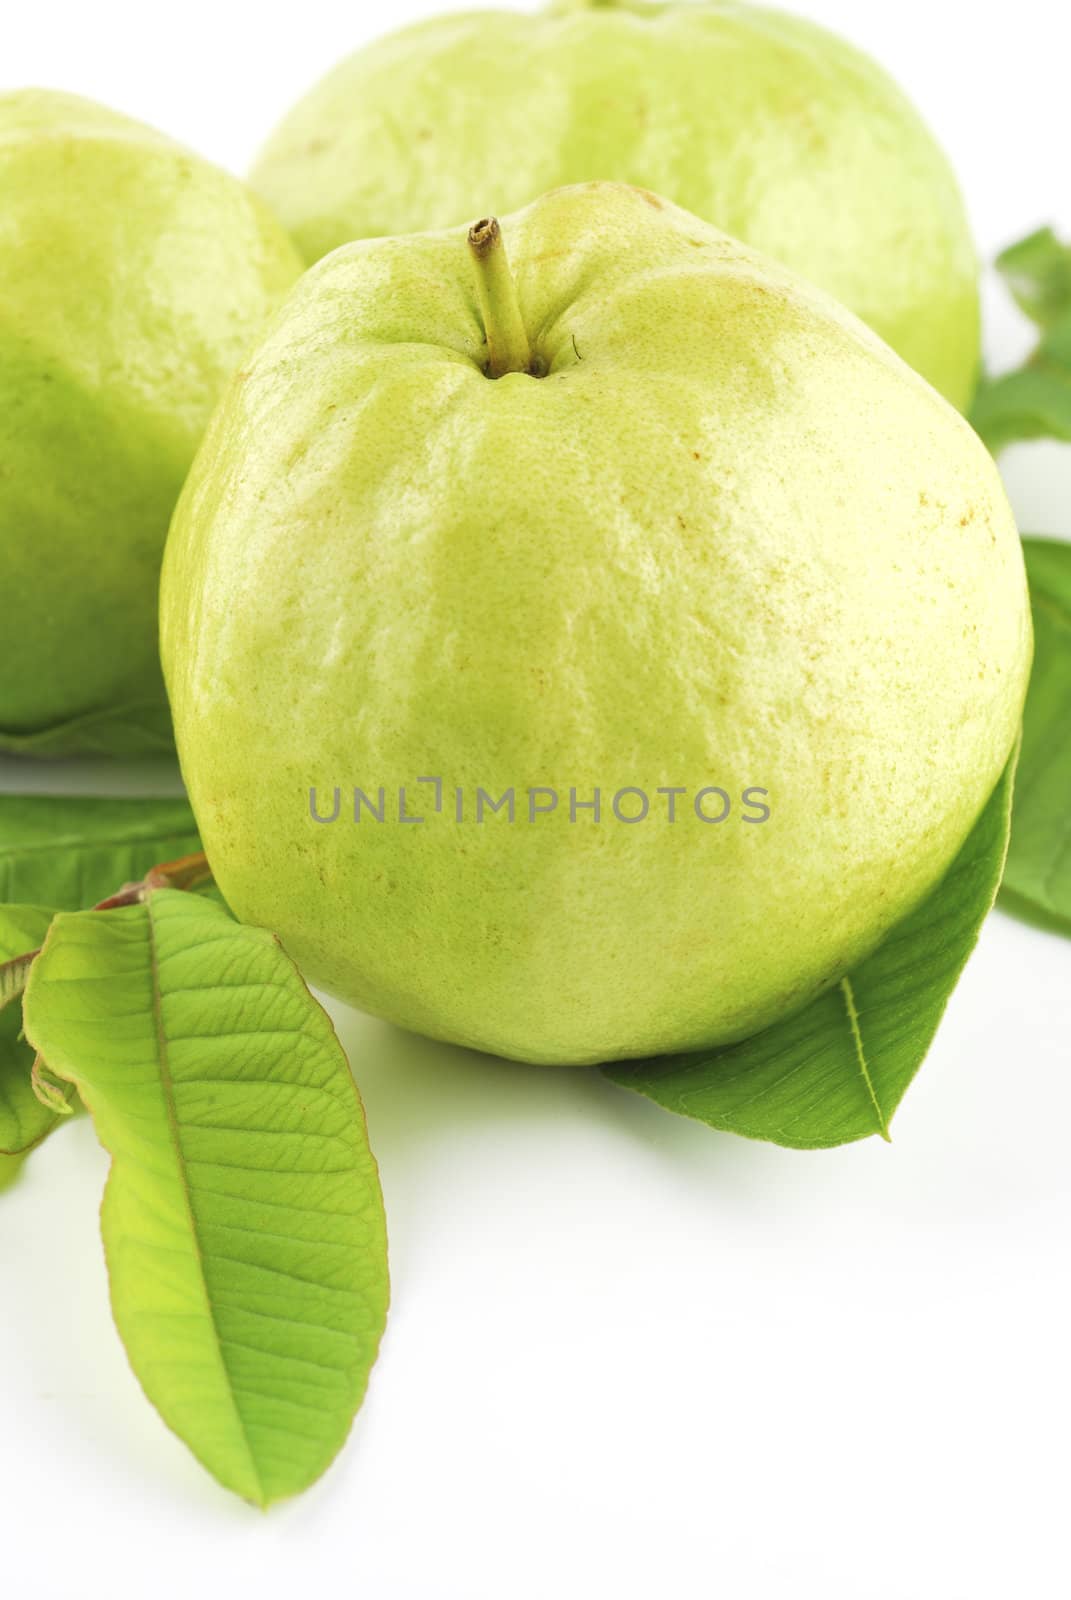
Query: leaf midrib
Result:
<box><xmin>143</xmin><ymin>893</ymin><xmax>266</xmax><ymax>1505</ymax></box>
<box><xmin>838</xmin><ymin>976</ymin><xmax>891</xmax><ymax>1142</ymax></box>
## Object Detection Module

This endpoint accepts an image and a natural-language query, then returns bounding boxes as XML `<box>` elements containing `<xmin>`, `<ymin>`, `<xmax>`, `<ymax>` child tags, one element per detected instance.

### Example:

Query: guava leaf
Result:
<box><xmin>0</xmin><ymin>904</ymin><xmax>64</xmax><ymax>1156</ymax></box>
<box><xmin>0</xmin><ymin>697</ymin><xmax>174</xmax><ymax>758</ymax></box>
<box><xmin>603</xmin><ymin>761</ymin><xmax>1015</xmax><ymax>1149</ymax></box>
<box><xmin>972</xmin><ymin>227</ymin><xmax>1071</xmax><ymax>453</ymax></box>
<box><xmin>995</xmin><ymin>227</ymin><xmax>1071</xmax><ymax>329</ymax></box>
<box><xmin>0</xmin><ymin>1153</ymin><xmax>26</xmax><ymax>1194</ymax></box>
<box><xmin>1000</xmin><ymin>538</ymin><xmax>1071</xmax><ymax>933</ymax></box>
<box><xmin>22</xmin><ymin>890</ymin><xmax>389</xmax><ymax>1506</ymax></box>
<box><xmin>0</xmin><ymin>794</ymin><xmax>200</xmax><ymax>909</ymax></box>
<box><xmin>971</xmin><ymin>362</ymin><xmax>1071</xmax><ymax>455</ymax></box>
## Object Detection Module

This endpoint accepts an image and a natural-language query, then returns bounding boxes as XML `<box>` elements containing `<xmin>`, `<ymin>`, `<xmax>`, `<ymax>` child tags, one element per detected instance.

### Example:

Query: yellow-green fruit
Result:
<box><xmin>251</xmin><ymin>0</ymin><xmax>979</xmax><ymax>409</ymax></box>
<box><xmin>0</xmin><ymin>91</ymin><xmax>303</xmax><ymax>756</ymax></box>
<box><xmin>161</xmin><ymin>183</ymin><xmax>1029</xmax><ymax>1067</ymax></box>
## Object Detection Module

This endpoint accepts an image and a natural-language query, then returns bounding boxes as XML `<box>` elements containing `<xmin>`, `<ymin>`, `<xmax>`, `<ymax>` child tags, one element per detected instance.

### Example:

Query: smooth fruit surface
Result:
<box><xmin>0</xmin><ymin>90</ymin><xmax>302</xmax><ymax>755</ymax></box>
<box><xmin>162</xmin><ymin>183</ymin><xmax>1030</xmax><ymax>1066</ymax></box>
<box><xmin>251</xmin><ymin>0</ymin><xmax>980</xmax><ymax>409</ymax></box>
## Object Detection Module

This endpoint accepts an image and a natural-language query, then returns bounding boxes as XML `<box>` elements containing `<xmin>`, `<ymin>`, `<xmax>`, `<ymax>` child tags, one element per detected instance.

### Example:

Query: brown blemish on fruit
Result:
<box><xmin>638</xmin><ymin>189</ymin><xmax>665</xmax><ymax>210</ymax></box>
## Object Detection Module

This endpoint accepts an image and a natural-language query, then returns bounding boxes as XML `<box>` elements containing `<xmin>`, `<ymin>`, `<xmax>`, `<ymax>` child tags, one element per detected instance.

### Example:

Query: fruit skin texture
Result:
<box><xmin>251</xmin><ymin>0</ymin><xmax>980</xmax><ymax>410</ymax></box>
<box><xmin>0</xmin><ymin>91</ymin><xmax>303</xmax><ymax>756</ymax></box>
<box><xmin>161</xmin><ymin>182</ymin><xmax>1029</xmax><ymax>1067</ymax></box>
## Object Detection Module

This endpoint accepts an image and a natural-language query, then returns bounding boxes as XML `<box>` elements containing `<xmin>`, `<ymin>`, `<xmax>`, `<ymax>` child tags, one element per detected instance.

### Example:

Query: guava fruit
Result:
<box><xmin>0</xmin><ymin>90</ymin><xmax>302</xmax><ymax>756</ymax></box>
<box><xmin>161</xmin><ymin>182</ymin><xmax>1030</xmax><ymax>1067</ymax></box>
<box><xmin>251</xmin><ymin>0</ymin><xmax>980</xmax><ymax>409</ymax></box>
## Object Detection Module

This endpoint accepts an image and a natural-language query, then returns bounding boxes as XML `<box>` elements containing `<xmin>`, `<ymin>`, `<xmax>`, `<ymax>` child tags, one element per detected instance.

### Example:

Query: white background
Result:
<box><xmin>2</xmin><ymin>4</ymin><xmax>1069</xmax><ymax>1597</ymax></box>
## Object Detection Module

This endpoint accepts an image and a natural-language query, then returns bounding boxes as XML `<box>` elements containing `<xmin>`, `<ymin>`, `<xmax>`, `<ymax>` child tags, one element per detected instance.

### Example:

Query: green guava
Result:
<box><xmin>161</xmin><ymin>182</ymin><xmax>1030</xmax><ymax>1067</ymax></box>
<box><xmin>251</xmin><ymin>0</ymin><xmax>980</xmax><ymax>409</ymax></box>
<box><xmin>0</xmin><ymin>90</ymin><xmax>302</xmax><ymax>756</ymax></box>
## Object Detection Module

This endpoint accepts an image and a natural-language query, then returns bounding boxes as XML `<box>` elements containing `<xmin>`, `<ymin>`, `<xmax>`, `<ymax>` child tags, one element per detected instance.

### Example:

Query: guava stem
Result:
<box><xmin>94</xmin><ymin>850</ymin><xmax>214</xmax><ymax>910</ymax></box>
<box><xmin>468</xmin><ymin>217</ymin><xmax>532</xmax><ymax>378</ymax></box>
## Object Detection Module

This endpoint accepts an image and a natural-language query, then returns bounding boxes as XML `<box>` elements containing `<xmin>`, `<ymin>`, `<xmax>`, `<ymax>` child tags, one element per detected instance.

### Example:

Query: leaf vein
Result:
<box><xmin>143</xmin><ymin>895</ymin><xmax>267</xmax><ymax>1503</ymax></box>
<box><xmin>838</xmin><ymin>976</ymin><xmax>890</xmax><ymax>1141</ymax></box>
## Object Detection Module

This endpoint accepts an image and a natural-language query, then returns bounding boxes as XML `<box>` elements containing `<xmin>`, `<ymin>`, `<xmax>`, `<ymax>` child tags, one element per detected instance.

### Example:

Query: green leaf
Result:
<box><xmin>603</xmin><ymin>761</ymin><xmax>1015</xmax><ymax>1149</ymax></box>
<box><xmin>996</xmin><ymin>227</ymin><xmax>1071</xmax><ymax>328</ymax></box>
<box><xmin>0</xmin><ymin>944</ymin><xmax>36</xmax><ymax>1012</ymax></box>
<box><xmin>0</xmin><ymin>904</ymin><xmax>63</xmax><ymax>1156</ymax></box>
<box><xmin>0</xmin><ymin>698</ymin><xmax>174</xmax><ymax>758</ymax></box>
<box><xmin>0</xmin><ymin>1153</ymin><xmax>26</xmax><ymax>1194</ymax></box>
<box><xmin>21</xmin><ymin>889</ymin><xmax>388</xmax><ymax>1506</ymax></box>
<box><xmin>972</xmin><ymin>227</ymin><xmax>1071</xmax><ymax>452</ymax></box>
<box><xmin>0</xmin><ymin>794</ymin><xmax>200</xmax><ymax>910</ymax></box>
<box><xmin>971</xmin><ymin>360</ymin><xmax>1071</xmax><ymax>455</ymax></box>
<box><xmin>1000</xmin><ymin>538</ymin><xmax>1071</xmax><ymax>933</ymax></box>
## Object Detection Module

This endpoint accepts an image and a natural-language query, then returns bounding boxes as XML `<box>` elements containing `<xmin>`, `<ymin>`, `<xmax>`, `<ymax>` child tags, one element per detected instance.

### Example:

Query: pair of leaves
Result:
<box><xmin>968</xmin><ymin>227</ymin><xmax>1071</xmax><ymax>932</ymax></box>
<box><xmin>0</xmin><ymin>794</ymin><xmax>388</xmax><ymax>1506</ymax></box>
<box><xmin>605</xmin><ymin>760</ymin><xmax>1014</xmax><ymax>1147</ymax></box>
